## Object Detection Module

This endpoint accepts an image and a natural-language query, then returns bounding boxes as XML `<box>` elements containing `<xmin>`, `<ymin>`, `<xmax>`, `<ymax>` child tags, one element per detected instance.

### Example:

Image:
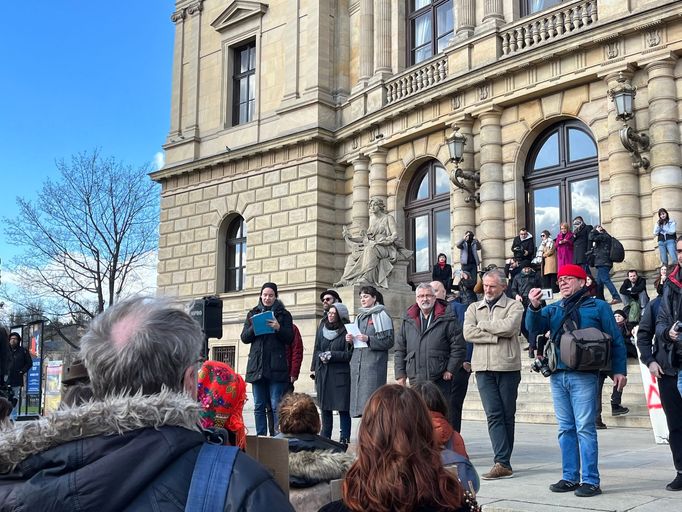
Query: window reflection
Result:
<box><xmin>568</xmin><ymin>128</ymin><xmax>597</xmax><ymax>162</ymax></box>
<box><xmin>570</xmin><ymin>178</ymin><xmax>600</xmax><ymax>227</ymax></box>
<box><xmin>435</xmin><ymin>209</ymin><xmax>450</xmax><ymax>258</ymax></box>
<box><xmin>416</xmin><ymin>174</ymin><xmax>429</xmax><ymax>200</ymax></box>
<box><xmin>526</xmin><ymin>0</ymin><xmax>562</xmax><ymax>15</ymax></box>
<box><xmin>533</xmin><ymin>132</ymin><xmax>559</xmax><ymax>170</ymax></box>
<box><xmin>435</xmin><ymin>166</ymin><xmax>449</xmax><ymax>195</ymax></box>
<box><xmin>533</xmin><ymin>187</ymin><xmax>560</xmax><ymax>238</ymax></box>
<box><xmin>414</xmin><ymin>215</ymin><xmax>430</xmax><ymax>272</ymax></box>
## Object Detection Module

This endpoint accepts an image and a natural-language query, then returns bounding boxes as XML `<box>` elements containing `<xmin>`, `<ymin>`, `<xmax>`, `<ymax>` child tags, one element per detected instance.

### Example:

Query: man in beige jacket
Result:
<box><xmin>463</xmin><ymin>268</ymin><xmax>524</xmax><ymax>480</ymax></box>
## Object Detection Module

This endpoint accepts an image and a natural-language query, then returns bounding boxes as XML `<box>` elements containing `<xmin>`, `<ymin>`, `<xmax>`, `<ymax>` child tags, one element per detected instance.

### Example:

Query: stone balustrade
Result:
<box><xmin>385</xmin><ymin>57</ymin><xmax>448</xmax><ymax>105</ymax></box>
<box><xmin>500</xmin><ymin>0</ymin><xmax>598</xmax><ymax>56</ymax></box>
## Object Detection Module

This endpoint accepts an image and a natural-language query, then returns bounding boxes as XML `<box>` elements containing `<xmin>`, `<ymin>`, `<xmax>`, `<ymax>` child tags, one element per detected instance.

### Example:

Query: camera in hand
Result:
<box><xmin>512</xmin><ymin>246</ymin><xmax>525</xmax><ymax>259</ymax></box>
<box><xmin>530</xmin><ymin>333</ymin><xmax>553</xmax><ymax>377</ymax></box>
<box><xmin>673</xmin><ymin>321</ymin><xmax>682</xmax><ymax>333</ymax></box>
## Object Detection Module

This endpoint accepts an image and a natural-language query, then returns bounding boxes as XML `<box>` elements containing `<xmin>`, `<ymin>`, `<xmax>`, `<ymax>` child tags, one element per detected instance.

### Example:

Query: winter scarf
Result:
<box><xmin>356</xmin><ymin>304</ymin><xmax>392</xmax><ymax>333</ymax></box>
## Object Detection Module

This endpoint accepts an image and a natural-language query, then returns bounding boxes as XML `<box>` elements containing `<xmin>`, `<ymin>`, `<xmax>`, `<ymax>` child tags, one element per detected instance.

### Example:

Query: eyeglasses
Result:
<box><xmin>541</xmin><ymin>234</ymin><xmax>547</xmax><ymax>237</ymax></box>
<box><xmin>417</xmin><ymin>294</ymin><xmax>435</xmax><ymax>299</ymax></box>
<box><xmin>557</xmin><ymin>276</ymin><xmax>578</xmax><ymax>284</ymax></box>
<box><xmin>322</xmin><ymin>297</ymin><xmax>334</xmax><ymax>303</ymax></box>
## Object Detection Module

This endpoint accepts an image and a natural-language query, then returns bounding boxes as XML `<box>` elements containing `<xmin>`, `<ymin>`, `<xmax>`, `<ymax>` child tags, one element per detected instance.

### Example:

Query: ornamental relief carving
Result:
<box><xmin>646</xmin><ymin>29</ymin><xmax>661</xmax><ymax>48</ymax></box>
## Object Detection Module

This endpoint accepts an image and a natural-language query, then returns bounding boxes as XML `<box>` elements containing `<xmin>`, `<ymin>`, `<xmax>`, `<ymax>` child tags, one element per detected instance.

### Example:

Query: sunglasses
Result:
<box><xmin>322</xmin><ymin>297</ymin><xmax>334</xmax><ymax>303</ymax></box>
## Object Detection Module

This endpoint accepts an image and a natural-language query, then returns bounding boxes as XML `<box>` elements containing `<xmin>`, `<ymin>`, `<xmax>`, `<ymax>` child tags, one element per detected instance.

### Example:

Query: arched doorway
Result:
<box><xmin>405</xmin><ymin>159</ymin><xmax>451</xmax><ymax>285</ymax></box>
<box><xmin>525</xmin><ymin>120</ymin><xmax>600</xmax><ymax>238</ymax></box>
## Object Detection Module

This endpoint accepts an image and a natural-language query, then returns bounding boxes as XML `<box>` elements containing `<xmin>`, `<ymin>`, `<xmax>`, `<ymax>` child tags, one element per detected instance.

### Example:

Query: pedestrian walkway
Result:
<box><xmin>242</xmin><ymin>398</ymin><xmax>679</xmax><ymax>511</ymax></box>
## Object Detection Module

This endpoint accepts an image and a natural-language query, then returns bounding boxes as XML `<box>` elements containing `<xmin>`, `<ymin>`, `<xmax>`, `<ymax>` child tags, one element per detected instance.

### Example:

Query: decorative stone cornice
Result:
<box><xmin>186</xmin><ymin>0</ymin><xmax>203</xmax><ymax>16</ymax></box>
<box><xmin>170</xmin><ymin>9</ymin><xmax>186</xmax><ymax>23</ymax></box>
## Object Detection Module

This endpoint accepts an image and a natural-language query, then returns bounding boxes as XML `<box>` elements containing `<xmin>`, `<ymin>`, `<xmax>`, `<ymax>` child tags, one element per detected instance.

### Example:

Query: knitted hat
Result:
<box><xmin>260</xmin><ymin>282</ymin><xmax>278</xmax><ymax>297</ymax></box>
<box><xmin>198</xmin><ymin>360</ymin><xmax>247</xmax><ymax>449</ymax></box>
<box><xmin>330</xmin><ymin>303</ymin><xmax>350</xmax><ymax>324</ymax></box>
<box><xmin>557</xmin><ymin>264</ymin><xmax>587</xmax><ymax>281</ymax></box>
<box><xmin>613</xmin><ymin>309</ymin><xmax>626</xmax><ymax>319</ymax></box>
<box><xmin>320</xmin><ymin>289</ymin><xmax>342</xmax><ymax>303</ymax></box>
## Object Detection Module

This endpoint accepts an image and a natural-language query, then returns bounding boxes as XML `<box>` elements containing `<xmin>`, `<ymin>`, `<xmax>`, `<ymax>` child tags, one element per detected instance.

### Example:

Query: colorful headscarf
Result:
<box><xmin>197</xmin><ymin>360</ymin><xmax>247</xmax><ymax>449</ymax></box>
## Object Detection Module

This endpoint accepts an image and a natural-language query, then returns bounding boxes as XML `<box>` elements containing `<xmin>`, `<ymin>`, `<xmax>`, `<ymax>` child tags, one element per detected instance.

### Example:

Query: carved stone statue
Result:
<box><xmin>334</xmin><ymin>198</ymin><xmax>413</xmax><ymax>288</ymax></box>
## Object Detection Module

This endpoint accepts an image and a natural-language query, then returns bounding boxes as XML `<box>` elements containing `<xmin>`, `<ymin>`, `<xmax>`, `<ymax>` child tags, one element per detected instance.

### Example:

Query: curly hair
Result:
<box><xmin>278</xmin><ymin>393</ymin><xmax>320</xmax><ymax>435</ymax></box>
<box><xmin>342</xmin><ymin>385</ymin><xmax>463</xmax><ymax>512</ymax></box>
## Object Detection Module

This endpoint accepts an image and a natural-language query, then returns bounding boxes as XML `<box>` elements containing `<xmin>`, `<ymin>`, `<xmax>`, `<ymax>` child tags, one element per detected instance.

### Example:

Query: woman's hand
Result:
<box><xmin>345</xmin><ymin>333</ymin><xmax>354</xmax><ymax>343</ymax></box>
<box><xmin>267</xmin><ymin>318</ymin><xmax>280</xmax><ymax>331</ymax></box>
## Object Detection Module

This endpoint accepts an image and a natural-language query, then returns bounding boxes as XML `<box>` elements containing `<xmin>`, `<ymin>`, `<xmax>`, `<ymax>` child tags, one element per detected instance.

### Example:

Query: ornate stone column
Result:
<box><xmin>647</xmin><ymin>58</ymin><xmax>682</xmax><ymax>256</ymax></box>
<box><xmin>478</xmin><ymin>109</ymin><xmax>505</xmax><ymax>266</ymax></box>
<box><xmin>351</xmin><ymin>157</ymin><xmax>370</xmax><ymax>231</ymax></box>
<box><xmin>183</xmin><ymin>1</ymin><xmax>203</xmax><ymax>139</ymax></box>
<box><xmin>605</xmin><ymin>70</ymin><xmax>643</xmax><ymax>271</ymax></box>
<box><xmin>369</xmin><ymin>149</ymin><xmax>388</xmax><ymax>206</ymax></box>
<box><xmin>358</xmin><ymin>0</ymin><xmax>374</xmax><ymax>86</ymax></box>
<box><xmin>456</xmin><ymin>0</ymin><xmax>475</xmax><ymax>37</ymax></box>
<box><xmin>482</xmin><ymin>0</ymin><xmax>503</xmax><ymax>23</ymax></box>
<box><xmin>373</xmin><ymin>0</ymin><xmax>391</xmax><ymax>77</ymax></box>
<box><xmin>168</xmin><ymin>8</ymin><xmax>186</xmax><ymax>138</ymax></box>
<box><xmin>450</xmin><ymin>117</ymin><xmax>476</xmax><ymax>265</ymax></box>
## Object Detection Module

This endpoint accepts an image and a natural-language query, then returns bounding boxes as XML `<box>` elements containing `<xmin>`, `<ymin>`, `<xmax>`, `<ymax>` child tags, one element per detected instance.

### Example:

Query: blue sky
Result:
<box><xmin>0</xmin><ymin>1</ymin><xmax>175</xmax><ymax>263</ymax></box>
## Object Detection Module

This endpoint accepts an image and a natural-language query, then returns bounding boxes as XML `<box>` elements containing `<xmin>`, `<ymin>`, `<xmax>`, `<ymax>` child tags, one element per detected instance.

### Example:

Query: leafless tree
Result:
<box><xmin>3</xmin><ymin>150</ymin><xmax>159</xmax><ymax>324</ymax></box>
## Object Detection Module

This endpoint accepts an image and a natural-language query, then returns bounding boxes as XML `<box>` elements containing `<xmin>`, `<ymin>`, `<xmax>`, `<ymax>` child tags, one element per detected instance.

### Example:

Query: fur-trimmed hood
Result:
<box><xmin>0</xmin><ymin>389</ymin><xmax>201</xmax><ymax>474</ymax></box>
<box><xmin>288</xmin><ymin>449</ymin><xmax>355</xmax><ymax>488</ymax></box>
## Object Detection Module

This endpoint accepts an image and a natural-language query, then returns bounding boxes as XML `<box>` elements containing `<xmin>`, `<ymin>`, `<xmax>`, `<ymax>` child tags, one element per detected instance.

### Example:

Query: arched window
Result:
<box><xmin>223</xmin><ymin>215</ymin><xmax>246</xmax><ymax>292</ymax></box>
<box><xmin>525</xmin><ymin>120</ymin><xmax>600</xmax><ymax>239</ymax></box>
<box><xmin>405</xmin><ymin>160</ymin><xmax>451</xmax><ymax>284</ymax></box>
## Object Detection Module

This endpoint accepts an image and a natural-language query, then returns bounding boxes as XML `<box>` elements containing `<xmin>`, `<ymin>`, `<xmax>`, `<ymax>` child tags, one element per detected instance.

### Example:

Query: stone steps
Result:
<box><xmin>462</xmin><ymin>361</ymin><xmax>653</xmax><ymax>429</ymax></box>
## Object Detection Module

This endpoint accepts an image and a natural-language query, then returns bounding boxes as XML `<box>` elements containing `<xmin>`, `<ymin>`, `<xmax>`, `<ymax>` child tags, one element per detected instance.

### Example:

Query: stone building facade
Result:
<box><xmin>153</xmin><ymin>0</ymin><xmax>682</xmax><ymax>380</ymax></box>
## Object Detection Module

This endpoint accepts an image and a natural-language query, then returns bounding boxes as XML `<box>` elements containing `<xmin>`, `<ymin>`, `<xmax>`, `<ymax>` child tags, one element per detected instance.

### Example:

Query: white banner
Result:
<box><xmin>635</xmin><ymin>345</ymin><xmax>669</xmax><ymax>445</ymax></box>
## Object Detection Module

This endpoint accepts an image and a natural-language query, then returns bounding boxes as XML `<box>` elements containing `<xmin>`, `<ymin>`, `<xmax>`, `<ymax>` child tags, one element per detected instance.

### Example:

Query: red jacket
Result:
<box><xmin>286</xmin><ymin>324</ymin><xmax>304</xmax><ymax>380</ymax></box>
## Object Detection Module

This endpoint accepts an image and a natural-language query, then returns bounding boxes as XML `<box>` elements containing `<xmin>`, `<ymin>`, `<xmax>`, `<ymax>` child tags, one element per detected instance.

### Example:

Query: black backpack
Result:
<box><xmin>609</xmin><ymin>237</ymin><xmax>625</xmax><ymax>263</ymax></box>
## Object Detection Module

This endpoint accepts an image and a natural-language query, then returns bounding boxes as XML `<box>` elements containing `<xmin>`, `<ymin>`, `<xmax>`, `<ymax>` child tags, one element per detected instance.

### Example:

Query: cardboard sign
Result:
<box><xmin>246</xmin><ymin>435</ymin><xmax>290</xmax><ymax>495</ymax></box>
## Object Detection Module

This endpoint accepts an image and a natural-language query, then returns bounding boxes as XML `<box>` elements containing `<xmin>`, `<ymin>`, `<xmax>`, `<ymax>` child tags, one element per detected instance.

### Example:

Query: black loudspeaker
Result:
<box><xmin>189</xmin><ymin>296</ymin><xmax>223</xmax><ymax>339</ymax></box>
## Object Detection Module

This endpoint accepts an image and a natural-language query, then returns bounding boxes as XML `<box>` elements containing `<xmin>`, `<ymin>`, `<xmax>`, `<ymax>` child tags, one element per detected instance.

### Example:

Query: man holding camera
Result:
<box><xmin>526</xmin><ymin>264</ymin><xmax>627</xmax><ymax>497</ymax></box>
<box><xmin>456</xmin><ymin>231</ymin><xmax>481</xmax><ymax>278</ymax></box>
<box><xmin>510</xmin><ymin>228</ymin><xmax>535</xmax><ymax>263</ymax></box>
<box><xmin>653</xmin><ymin>236</ymin><xmax>682</xmax><ymax>491</ymax></box>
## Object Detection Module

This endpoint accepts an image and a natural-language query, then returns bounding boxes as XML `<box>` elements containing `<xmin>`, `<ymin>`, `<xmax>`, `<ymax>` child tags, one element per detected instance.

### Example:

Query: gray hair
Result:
<box><xmin>79</xmin><ymin>296</ymin><xmax>203</xmax><ymax>399</ymax></box>
<box><xmin>415</xmin><ymin>283</ymin><xmax>435</xmax><ymax>295</ymax></box>
<box><xmin>483</xmin><ymin>269</ymin><xmax>507</xmax><ymax>287</ymax></box>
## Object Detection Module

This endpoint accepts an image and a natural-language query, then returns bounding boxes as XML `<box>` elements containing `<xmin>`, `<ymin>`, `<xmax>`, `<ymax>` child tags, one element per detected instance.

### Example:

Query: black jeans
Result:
<box><xmin>450</xmin><ymin>367</ymin><xmax>471</xmax><ymax>432</ymax></box>
<box><xmin>476</xmin><ymin>370</ymin><xmax>521</xmax><ymax>468</ymax></box>
<box><xmin>660</xmin><ymin>374</ymin><xmax>682</xmax><ymax>471</ymax></box>
<box><xmin>597</xmin><ymin>373</ymin><xmax>623</xmax><ymax>416</ymax></box>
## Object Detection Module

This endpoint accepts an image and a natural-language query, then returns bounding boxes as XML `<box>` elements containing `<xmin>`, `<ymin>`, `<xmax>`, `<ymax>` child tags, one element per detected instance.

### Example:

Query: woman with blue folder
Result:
<box><xmin>241</xmin><ymin>282</ymin><xmax>294</xmax><ymax>435</ymax></box>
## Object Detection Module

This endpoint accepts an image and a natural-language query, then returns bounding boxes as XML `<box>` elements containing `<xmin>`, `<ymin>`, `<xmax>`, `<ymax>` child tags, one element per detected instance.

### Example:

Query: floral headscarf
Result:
<box><xmin>197</xmin><ymin>360</ymin><xmax>247</xmax><ymax>449</ymax></box>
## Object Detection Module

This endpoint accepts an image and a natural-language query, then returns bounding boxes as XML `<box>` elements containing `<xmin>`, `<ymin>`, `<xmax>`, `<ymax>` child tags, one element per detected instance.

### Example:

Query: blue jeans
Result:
<box><xmin>677</xmin><ymin>373</ymin><xmax>682</xmax><ymax>398</ymax></box>
<box><xmin>251</xmin><ymin>379</ymin><xmax>288</xmax><ymax>436</ymax></box>
<box><xmin>10</xmin><ymin>386</ymin><xmax>21</xmax><ymax>420</ymax></box>
<box><xmin>595</xmin><ymin>266</ymin><xmax>620</xmax><ymax>302</ymax></box>
<box><xmin>659</xmin><ymin>239</ymin><xmax>677</xmax><ymax>266</ymax></box>
<box><xmin>476</xmin><ymin>371</ymin><xmax>521</xmax><ymax>468</ymax></box>
<box><xmin>321</xmin><ymin>410</ymin><xmax>351</xmax><ymax>441</ymax></box>
<box><xmin>550</xmin><ymin>371</ymin><xmax>600</xmax><ymax>486</ymax></box>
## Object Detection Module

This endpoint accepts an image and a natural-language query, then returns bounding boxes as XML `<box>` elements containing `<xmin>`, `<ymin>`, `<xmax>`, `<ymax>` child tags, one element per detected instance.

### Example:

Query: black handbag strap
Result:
<box><xmin>551</xmin><ymin>296</ymin><xmax>585</xmax><ymax>344</ymax></box>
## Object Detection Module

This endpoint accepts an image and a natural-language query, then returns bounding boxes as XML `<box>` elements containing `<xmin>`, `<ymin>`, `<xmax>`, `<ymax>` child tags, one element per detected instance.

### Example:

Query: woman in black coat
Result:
<box><xmin>241</xmin><ymin>282</ymin><xmax>294</xmax><ymax>436</ymax></box>
<box><xmin>432</xmin><ymin>253</ymin><xmax>453</xmax><ymax>293</ymax></box>
<box><xmin>312</xmin><ymin>303</ymin><xmax>353</xmax><ymax>443</ymax></box>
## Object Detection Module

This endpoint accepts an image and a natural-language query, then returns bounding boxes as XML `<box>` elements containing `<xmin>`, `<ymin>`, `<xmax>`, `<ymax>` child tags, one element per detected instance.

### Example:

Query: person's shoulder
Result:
<box><xmin>318</xmin><ymin>499</ymin><xmax>349</xmax><ymax>512</ymax></box>
<box><xmin>228</xmin><ymin>450</ymin><xmax>292</xmax><ymax>505</ymax></box>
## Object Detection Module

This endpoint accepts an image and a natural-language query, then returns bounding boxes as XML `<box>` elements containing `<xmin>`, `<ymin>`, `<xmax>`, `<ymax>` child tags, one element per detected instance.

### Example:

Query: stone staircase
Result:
<box><xmin>462</xmin><ymin>360</ymin><xmax>652</xmax><ymax>428</ymax></box>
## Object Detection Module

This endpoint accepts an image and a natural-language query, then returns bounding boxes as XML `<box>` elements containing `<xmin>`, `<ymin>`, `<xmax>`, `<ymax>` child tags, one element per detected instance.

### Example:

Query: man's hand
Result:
<box><xmin>613</xmin><ymin>374</ymin><xmax>627</xmax><ymax>392</ymax></box>
<box><xmin>669</xmin><ymin>325</ymin><xmax>680</xmax><ymax>341</ymax></box>
<box><xmin>290</xmin><ymin>376</ymin><xmax>297</xmax><ymax>383</ymax></box>
<box><xmin>515</xmin><ymin>294</ymin><xmax>523</xmax><ymax>302</ymax></box>
<box><xmin>463</xmin><ymin>362</ymin><xmax>472</xmax><ymax>373</ymax></box>
<box><xmin>528</xmin><ymin>288</ymin><xmax>543</xmax><ymax>309</ymax></box>
<box><xmin>396</xmin><ymin>377</ymin><xmax>407</xmax><ymax>386</ymax></box>
<box><xmin>443</xmin><ymin>371</ymin><xmax>453</xmax><ymax>381</ymax></box>
<box><xmin>648</xmin><ymin>362</ymin><xmax>663</xmax><ymax>379</ymax></box>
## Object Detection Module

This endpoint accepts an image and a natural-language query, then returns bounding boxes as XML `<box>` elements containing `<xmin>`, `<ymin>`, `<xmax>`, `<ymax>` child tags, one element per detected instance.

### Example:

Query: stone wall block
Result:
<box><xmin>272</xmin><ymin>183</ymin><xmax>290</xmax><ymax>198</ymax></box>
<box><xmin>297</xmin><ymin>252</ymin><xmax>316</xmax><ymax>267</ymax></box>
<box><xmin>254</xmin><ymin>215</ymin><xmax>272</xmax><ymax>231</ymax></box>
<box><xmin>192</xmin><ymin>282</ymin><xmax>208</xmax><ymax>295</ymax></box>
<box><xmin>289</xmin><ymin>209</ymin><xmax>306</xmax><ymax>224</ymax></box>
<box><xmin>189</xmin><ymin>189</ymin><xmax>203</xmax><ymax>203</ymax></box>
<box><xmin>254</xmin><ymin>244</ymin><xmax>271</xmax><ymax>259</ymax></box>
<box><xmin>299</xmin><ymin>163</ymin><xmax>318</xmax><ymax>178</ymax></box>
<box><xmin>263</xmin><ymin>229</ymin><xmax>280</xmax><ymax>243</ymax></box>
<box><xmin>248</xmin><ymin>174</ymin><xmax>264</xmax><ymax>189</ymax></box>
<box><xmin>412</xmin><ymin>137</ymin><xmax>427</xmax><ymax>157</ymax></box>
<box><xmin>196</xmin><ymin>201</ymin><xmax>210</xmax><ymax>214</ymax></box>
<box><xmin>218</xmin><ymin>182</ymin><xmax>232</xmax><ymax>196</ymax></box>
<box><xmin>281</xmin><ymin>167</ymin><xmax>299</xmax><ymax>182</ymax></box>
<box><xmin>180</xmin><ymin>230</ymin><xmax>195</xmax><ymax>244</ymax></box>
<box><xmin>518</xmin><ymin>100</ymin><xmax>543</xmax><ymax>127</ymax></box>
<box><xmin>298</xmin><ymin>191</ymin><xmax>317</xmax><ymax>207</ymax></box>
<box><xmin>262</xmin><ymin>258</ymin><xmax>278</xmax><ymax>272</ymax></box>
<box><xmin>233</xmin><ymin>178</ymin><xmax>248</xmax><ymax>193</ymax></box>
<box><xmin>264</xmin><ymin>170</ymin><xmax>281</xmax><ymax>185</ymax></box>
<box><xmin>168</xmin><ymin>206</ymin><xmax>183</xmax><ymax>220</ymax></box>
<box><xmin>263</xmin><ymin>198</ymin><xmax>281</xmax><ymax>213</ymax></box>
<box><xmin>280</xmin><ymin>195</ymin><xmax>298</xmax><ymax>210</ymax></box>
<box><xmin>167</xmin><ymin>232</ymin><xmax>181</xmax><ymax>246</ymax></box>
<box><xmin>561</xmin><ymin>86</ymin><xmax>589</xmax><ymax>117</ymax></box>
<box><xmin>289</xmin><ymin>180</ymin><xmax>307</xmax><ymax>195</ymax></box>
<box><xmin>203</xmin><ymin>185</ymin><xmax>218</xmax><ymax>200</ymax></box>
<box><xmin>256</xmin><ymin>187</ymin><xmax>272</xmax><ymax>201</ymax></box>
<box><xmin>298</xmin><ymin>222</ymin><xmax>317</xmax><ymax>237</ymax></box>
<box><xmin>287</xmin><ymin>269</ymin><xmax>306</xmax><ymax>284</ymax></box>
<box><xmin>174</xmin><ymin>192</ymin><xmax>189</xmax><ymax>206</ymax></box>
<box><xmin>186</xmin><ymin>269</ymin><xmax>201</xmax><ymax>283</ymax></box>
<box><xmin>178</xmin><ymin>284</ymin><xmax>193</xmax><ymax>297</ymax></box>
<box><xmin>172</xmin><ymin>271</ymin><xmax>186</xmax><ymax>284</ymax></box>
<box><xmin>187</xmin><ymin>242</ymin><xmax>202</xmax><ymax>256</ymax></box>
<box><xmin>242</xmin><ymin>202</ymin><xmax>264</xmax><ymax>221</ymax></box>
<box><xmin>279</xmin><ymin>255</ymin><xmax>297</xmax><ymax>270</ymax></box>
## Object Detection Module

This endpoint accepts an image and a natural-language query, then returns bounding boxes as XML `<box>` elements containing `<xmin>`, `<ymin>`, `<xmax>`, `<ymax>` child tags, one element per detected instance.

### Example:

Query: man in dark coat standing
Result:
<box><xmin>588</xmin><ymin>225</ymin><xmax>622</xmax><ymax>305</ymax></box>
<box><xmin>511</xmin><ymin>228</ymin><xmax>535</xmax><ymax>262</ymax></box>
<box><xmin>571</xmin><ymin>216</ymin><xmax>593</xmax><ymax>274</ymax></box>
<box><xmin>395</xmin><ymin>283</ymin><xmax>466</xmax><ymax>407</ymax></box>
<box><xmin>7</xmin><ymin>333</ymin><xmax>32</xmax><ymax>421</ymax></box>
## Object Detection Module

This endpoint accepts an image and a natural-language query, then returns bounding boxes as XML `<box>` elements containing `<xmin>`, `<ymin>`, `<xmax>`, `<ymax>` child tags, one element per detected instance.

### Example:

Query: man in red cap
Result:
<box><xmin>526</xmin><ymin>264</ymin><xmax>627</xmax><ymax>498</ymax></box>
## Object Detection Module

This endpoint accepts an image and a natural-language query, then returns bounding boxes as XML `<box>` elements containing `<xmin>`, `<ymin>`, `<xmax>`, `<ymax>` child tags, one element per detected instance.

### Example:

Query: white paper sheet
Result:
<box><xmin>345</xmin><ymin>323</ymin><xmax>368</xmax><ymax>348</ymax></box>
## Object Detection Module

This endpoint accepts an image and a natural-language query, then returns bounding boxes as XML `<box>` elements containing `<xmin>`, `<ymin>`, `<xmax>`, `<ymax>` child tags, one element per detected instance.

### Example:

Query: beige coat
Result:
<box><xmin>542</xmin><ymin>240</ymin><xmax>557</xmax><ymax>275</ymax></box>
<box><xmin>463</xmin><ymin>294</ymin><xmax>524</xmax><ymax>372</ymax></box>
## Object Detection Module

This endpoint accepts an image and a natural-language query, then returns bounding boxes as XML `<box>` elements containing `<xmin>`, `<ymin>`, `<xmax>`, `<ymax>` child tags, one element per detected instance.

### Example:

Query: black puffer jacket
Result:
<box><xmin>241</xmin><ymin>299</ymin><xmax>294</xmax><ymax>383</ymax></box>
<box><xmin>588</xmin><ymin>229</ymin><xmax>613</xmax><ymax>267</ymax></box>
<box><xmin>7</xmin><ymin>345</ymin><xmax>32</xmax><ymax>387</ymax></box>
<box><xmin>0</xmin><ymin>392</ymin><xmax>293</xmax><ymax>512</ymax></box>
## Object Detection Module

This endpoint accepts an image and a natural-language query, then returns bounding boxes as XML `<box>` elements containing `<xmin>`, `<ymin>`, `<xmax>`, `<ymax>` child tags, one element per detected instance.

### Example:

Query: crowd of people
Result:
<box><xmin>0</xmin><ymin>211</ymin><xmax>680</xmax><ymax>510</ymax></box>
